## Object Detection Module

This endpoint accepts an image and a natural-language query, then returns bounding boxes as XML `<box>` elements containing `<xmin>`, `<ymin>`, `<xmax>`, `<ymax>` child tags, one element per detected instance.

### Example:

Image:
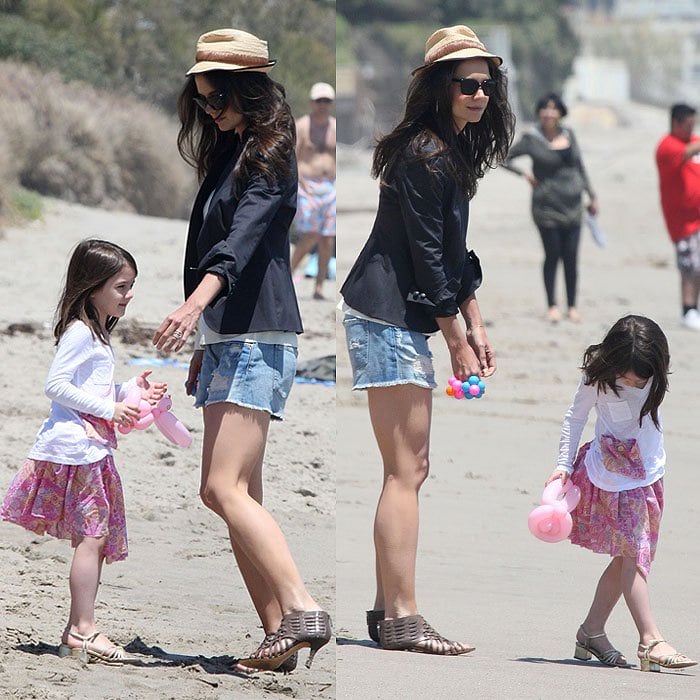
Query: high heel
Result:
<box><xmin>574</xmin><ymin>625</ymin><xmax>627</xmax><ymax>667</ymax></box>
<box><xmin>638</xmin><ymin>639</ymin><xmax>697</xmax><ymax>672</ymax></box>
<box><xmin>237</xmin><ymin>610</ymin><xmax>332</xmax><ymax>671</ymax></box>
<box><xmin>234</xmin><ymin>633</ymin><xmax>298</xmax><ymax>674</ymax></box>
<box><xmin>366</xmin><ymin>609</ymin><xmax>385</xmax><ymax>644</ymax></box>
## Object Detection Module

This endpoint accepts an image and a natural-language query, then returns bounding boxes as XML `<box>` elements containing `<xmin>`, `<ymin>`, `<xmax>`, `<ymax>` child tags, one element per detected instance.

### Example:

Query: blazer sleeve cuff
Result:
<box><xmin>456</xmin><ymin>250</ymin><xmax>483</xmax><ymax>305</ymax></box>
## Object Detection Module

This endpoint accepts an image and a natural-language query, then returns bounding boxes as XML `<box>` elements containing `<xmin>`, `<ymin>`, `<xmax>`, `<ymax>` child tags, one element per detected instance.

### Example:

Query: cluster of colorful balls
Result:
<box><xmin>445</xmin><ymin>375</ymin><xmax>486</xmax><ymax>399</ymax></box>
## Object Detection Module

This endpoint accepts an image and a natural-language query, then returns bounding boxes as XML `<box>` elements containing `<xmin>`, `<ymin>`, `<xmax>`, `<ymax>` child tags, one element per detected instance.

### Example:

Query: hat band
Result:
<box><xmin>426</xmin><ymin>37</ymin><xmax>488</xmax><ymax>64</ymax></box>
<box><xmin>195</xmin><ymin>49</ymin><xmax>269</xmax><ymax>66</ymax></box>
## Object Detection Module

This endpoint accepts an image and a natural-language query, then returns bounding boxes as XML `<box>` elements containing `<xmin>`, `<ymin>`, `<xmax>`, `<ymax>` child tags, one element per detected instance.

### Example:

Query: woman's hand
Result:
<box><xmin>136</xmin><ymin>370</ymin><xmax>167</xmax><ymax>405</ymax></box>
<box><xmin>546</xmin><ymin>469</ymin><xmax>569</xmax><ymax>486</ymax></box>
<box><xmin>185</xmin><ymin>350</ymin><xmax>204</xmax><ymax>397</ymax></box>
<box><xmin>448</xmin><ymin>340</ymin><xmax>482</xmax><ymax>380</ymax></box>
<box><xmin>525</xmin><ymin>173</ymin><xmax>539</xmax><ymax>187</ymax></box>
<box><xmin>587</xmin><ymin>197</ymin><xmax>599</xmax><ymax>216</ymax></box>
<box><xmin>467</xmin><ymin>325</ymin><xmax>496</xmax><ymax>377</ymax></box>
<box><xmin>153</xmin><ymin>273</ymin><xmax>225</xmax><ymax>353</ymax></box>
<box><xmin>438</xmin><ymin>315</ymin><xmax>482</xmax><ymax>379</ymax></box>
<box><xmin>458</xmin><ymin>296</ymin><xmax>495</xmax><ymax>377</ymax></box>
<box><xmin>153</xmin><ymin>302</ymin><xmax>201</xmax><ymax>353</ymax></box>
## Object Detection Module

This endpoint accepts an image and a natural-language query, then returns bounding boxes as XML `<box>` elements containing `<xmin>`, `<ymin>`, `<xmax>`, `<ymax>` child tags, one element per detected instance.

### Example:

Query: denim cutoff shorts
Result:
<box><xmin>194</xmin><ymin>341</ymin><xmax>297</xmax><ymax>420</ymax></box>
<box><xmin>343</xmin><ymin>314</ymin><xmax>437</xmax><ymax>390</ymax></box>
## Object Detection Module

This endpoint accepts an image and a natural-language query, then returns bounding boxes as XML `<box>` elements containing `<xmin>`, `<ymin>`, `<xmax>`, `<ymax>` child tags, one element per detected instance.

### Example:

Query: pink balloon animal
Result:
<box><xmin>117</xmin><ymin>386</ymin><xmax>192</xmax><ymax>448</ymax></box>
<box><xmin>527</xmin><ymin>478</ymin><xmax>581</xmax><ymax>543</ymax></box>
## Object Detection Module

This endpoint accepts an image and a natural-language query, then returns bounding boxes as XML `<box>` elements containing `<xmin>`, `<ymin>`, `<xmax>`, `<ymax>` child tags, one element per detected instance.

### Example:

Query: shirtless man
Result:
<box><xmin>291</xmin><ymin>82</ymin><xmax>336</xmax><ymax>299</ymax></box>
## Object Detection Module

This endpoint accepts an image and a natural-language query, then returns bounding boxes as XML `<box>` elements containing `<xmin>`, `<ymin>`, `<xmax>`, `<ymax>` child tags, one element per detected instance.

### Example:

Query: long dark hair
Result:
<box><xmin>177</xmin><ymin>71</ymin><xmax>295</xmax><ymax>185</ymax></box>
<box><xmin>54</xmin><ymin>239</ymin><xmax>138</xmax><ymax>345</ymax></box>
<box><xmin>581</xmin><ymin>315</ymin><xmax>670</xmax><ymax>429</ymax></box>
<box><xmin>372</xmin><ymin>59</ymin><xmax>515</xmax><ymax>198</ymax></box>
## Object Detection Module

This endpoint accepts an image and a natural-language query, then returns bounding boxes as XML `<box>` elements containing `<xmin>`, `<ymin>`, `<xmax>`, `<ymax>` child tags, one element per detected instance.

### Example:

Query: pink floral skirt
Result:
<box><xmin>0</xmin><ymin>456</ymin><xmax>128</xmax><ymax>564</ymax></box>
<box><xmin>569</xmin><ymin>442</ymin><xmax>663</xmax><ymax>577</ymax></box>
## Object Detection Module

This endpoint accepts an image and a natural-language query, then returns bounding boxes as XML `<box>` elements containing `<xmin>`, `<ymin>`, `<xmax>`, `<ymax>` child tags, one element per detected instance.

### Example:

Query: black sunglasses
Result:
<box><xmin>451</xmin><ymin>78</ymin><xmax>497</xmax><ymax>96</ymax></box>
<box><xmin>193</xmin><ymin>91</ymin><xmax>228</xmax><ymax>112</ymax></box>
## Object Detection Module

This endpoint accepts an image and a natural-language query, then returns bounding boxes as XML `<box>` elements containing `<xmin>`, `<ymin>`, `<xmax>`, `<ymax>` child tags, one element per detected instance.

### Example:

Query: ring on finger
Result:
<box><xmin>173</xmin><ymin>330</ymin><xmax>183</xmax><ymax>339</ymax></box>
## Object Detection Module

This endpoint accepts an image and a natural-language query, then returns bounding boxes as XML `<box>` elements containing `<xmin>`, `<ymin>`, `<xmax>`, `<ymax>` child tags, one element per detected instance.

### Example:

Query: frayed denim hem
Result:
<box><xmin>197</xmin><ymin>398</ymin><xmax>285</xmax><ymax>421</ymax></box>
<box><xmin>352</xmin><ymin>378</ymin><xmax>436</xmax><ymax>391</ymax></box>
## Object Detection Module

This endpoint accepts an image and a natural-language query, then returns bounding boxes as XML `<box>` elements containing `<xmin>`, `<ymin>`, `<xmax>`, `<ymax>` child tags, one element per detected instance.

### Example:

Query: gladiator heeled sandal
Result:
<box><xmin>366</xmin><ymin>609</ymin><xmax>385</xmax><ymax>644</ymax></box>
<box><xmin>235</xmin><ymin>633</ymin><xmax>298</xmax><ymax>674</ymax></box>
<box><xmin>378</xmin><ymin>614</ymin><xmax>475</xmax><ymax>655</ymax></box>
<box><xmin>238</xmin><ymin>610</ymin><xmax>332</xmax><ymax>671</ymax></box>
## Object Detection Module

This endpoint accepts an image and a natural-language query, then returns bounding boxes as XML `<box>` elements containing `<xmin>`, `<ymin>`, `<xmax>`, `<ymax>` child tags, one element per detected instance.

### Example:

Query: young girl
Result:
<box><xmin>1</xmin><ymin>239</ymin><xmax>166</xmax><ymax>665</ymax></box>
<box><xmin>547</xmin><ymin>314</ymin><xmax>697</xmax><ymax>672</ymax></box>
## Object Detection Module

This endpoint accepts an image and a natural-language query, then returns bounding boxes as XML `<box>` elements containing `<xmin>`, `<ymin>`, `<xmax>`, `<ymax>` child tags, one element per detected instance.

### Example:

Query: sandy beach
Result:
<box><xmin>2</xmin><ymin>98</ymin><xmax>700</xmax><ymax>700</ymax></box>
<box><xmin>0</xmin><ymin>203</ymin><xmax>336</xmax><ymax>699</ymax></box>
<box><xmin>335</xmin><ymin>101</ymin><xmax>700</xmax><ymax>698</ymax></box>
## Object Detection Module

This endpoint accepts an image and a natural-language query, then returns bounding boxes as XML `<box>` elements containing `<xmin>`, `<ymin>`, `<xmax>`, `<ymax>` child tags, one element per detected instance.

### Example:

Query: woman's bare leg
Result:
<box><xmin>367</xmin><ymin>384</ymin><xmax>431</xmax><ymax>620</ymax></box>
<box><xmin>200</xmin><ymin>403</ymin><xmax>319</xmax><ymax>615</ymax></box>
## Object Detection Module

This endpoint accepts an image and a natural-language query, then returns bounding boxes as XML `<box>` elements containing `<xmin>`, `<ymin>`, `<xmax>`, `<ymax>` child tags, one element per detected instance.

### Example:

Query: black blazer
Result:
<box><xmin>340</xmin><ymin>149</ymin><xmax>482</xmax><ymax>334</ymax></box>
<box><xmin>183</xmin><ymin>134</ymin><xmax>303</xmax><ymax>334</ymax></box>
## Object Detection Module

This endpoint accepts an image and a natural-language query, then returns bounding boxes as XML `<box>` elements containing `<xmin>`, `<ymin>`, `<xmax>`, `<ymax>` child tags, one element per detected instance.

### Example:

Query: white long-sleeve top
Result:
<box><xmin>28</xmin><ymin>321</ymin><xmax>135</xmax><ymax>465</ymax></box>
<box><xmin>557</xmin><ymin>375</ymin><xmax>665</xmax><ymax>492</ymax></box>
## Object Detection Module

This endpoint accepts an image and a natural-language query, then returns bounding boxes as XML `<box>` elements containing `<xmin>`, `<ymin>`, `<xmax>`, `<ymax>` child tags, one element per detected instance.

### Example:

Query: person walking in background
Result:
<box><xmin>152</xmin><ymin>29</ymin><xmax>331</xmax><ymax>672</ymax></box>
<box><xmin>545</xmin><ymin>315</ymin><xmax>696</xmax><ymax>672</ymax></box>
<box><xmin>655</xmin><ymin>103</ymin><xmax>700</xmax><ymax>330</ymax></box>
<box><xmin>290</xmin><ymin>82</ymin><xmax>336</xmax><ymax>300</ymax></box>
<box><xmin>340</xmin><ymin>25</ymin><xmax>514</xmax><ymax>654</ymax></box>
<box><xmin>504</xmin><ymin>93</ymin><xmax>598</xmax><ymax>323</ymax></box>
<box><xmin>1</xmin><ymin>239</ymin><xmax>167</xmax><ymax>664</ymax></box>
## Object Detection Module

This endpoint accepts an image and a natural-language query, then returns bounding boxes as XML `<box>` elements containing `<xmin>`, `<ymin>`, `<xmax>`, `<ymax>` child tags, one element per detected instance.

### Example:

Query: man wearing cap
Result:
<box><xmin>656</xmin><ymin>103</ymin><xmax>700</xmax><ymax>330</ymax></box>
<box><xmin>290</xmin><ymin>82</ymin><xmax>336</xmax><ymax>300</ymax></box>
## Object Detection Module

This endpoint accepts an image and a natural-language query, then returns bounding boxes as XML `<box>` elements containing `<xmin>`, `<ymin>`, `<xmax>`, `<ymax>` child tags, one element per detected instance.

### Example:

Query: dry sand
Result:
<box><xmin>2</xmin><ymin>99</ymin><xmax>700</xmax><ymax>700</ymax></box>
<box><xmin>335</xmin><ymin>101</ymin><xmax>700</xmax><ymax>699</ymax></box>
<box><xmin>0</xmin><ymin>203</ymin><xmax>336</xmax><ymax>699</ymax></box>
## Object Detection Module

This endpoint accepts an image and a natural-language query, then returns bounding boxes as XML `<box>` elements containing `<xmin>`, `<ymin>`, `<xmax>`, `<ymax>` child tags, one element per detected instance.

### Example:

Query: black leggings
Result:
<box><xmin>537</xmin><ymin>224</ymin><xmax>581</xmax><ymax>308</ymax></box>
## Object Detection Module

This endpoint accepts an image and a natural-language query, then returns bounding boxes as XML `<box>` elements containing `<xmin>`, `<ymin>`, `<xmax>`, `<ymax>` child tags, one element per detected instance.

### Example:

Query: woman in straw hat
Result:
<box><xmin>153</xmin><ymin>28</ymin><xmax>331</xmax><ymax>673</ymax></box>
<box><xmin>340</xmin><ymin>25</ymin><xmax>515</xmax><ymax>654</ymax></box>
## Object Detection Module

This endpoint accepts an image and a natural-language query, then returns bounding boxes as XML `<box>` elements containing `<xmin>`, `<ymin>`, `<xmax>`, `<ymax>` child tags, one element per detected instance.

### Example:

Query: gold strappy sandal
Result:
<box><xmin>58</xmin><ymin>630</ymin><xmax>140</xmax><ymax>665</ymax></box>
<box><xmin>638</xmin><ymin>639</ymin><xmax>698</xmax><ymax>672</ymax></box>
<box><xmin>574</xmin><ymin>625</ymin><xmax>627</xmax><ymax>667</ymax></box>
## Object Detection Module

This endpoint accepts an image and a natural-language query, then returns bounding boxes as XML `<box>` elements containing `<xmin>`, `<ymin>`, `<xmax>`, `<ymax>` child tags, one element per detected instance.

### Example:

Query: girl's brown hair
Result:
<box><xmin>581</xmin><ymin>314</ymin><xmax>670</xmax><ymax>429</ymax></box>
<box><xmin>54</xmin><ymin>239</ymin><xmax>137</xmax><ymax>345</ymax></box>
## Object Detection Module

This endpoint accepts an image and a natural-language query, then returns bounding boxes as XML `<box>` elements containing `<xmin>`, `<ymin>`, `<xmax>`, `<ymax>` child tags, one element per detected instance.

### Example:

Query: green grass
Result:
<box><xmin>337</xmin><ymin>14</ymin><xmax>356</xmax><ymax>66</ymax></box>
<box><xmin>10</xmin><ymin>188</ymin><xmax>43</xmax><ymax>221</ymax></box>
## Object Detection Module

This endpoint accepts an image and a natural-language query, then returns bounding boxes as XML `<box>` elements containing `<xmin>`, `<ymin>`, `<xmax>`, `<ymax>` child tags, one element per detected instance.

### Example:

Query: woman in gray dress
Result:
<box><xmin>504</xmin><ymin>93</ymin><xmax>597</xmax><ymax>323</ymax></box>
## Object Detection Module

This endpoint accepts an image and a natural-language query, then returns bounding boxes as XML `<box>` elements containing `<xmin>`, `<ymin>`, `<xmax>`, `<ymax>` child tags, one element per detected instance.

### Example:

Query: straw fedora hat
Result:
<box><xmin>186</xmin><ymin>28</ymin><xmax>276</xmax><ymax>75</ymax></box>
<box><xmin>412</xmin><ymin>25</ymin><xmax>502</xmax><ymax>74</ymax></box>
